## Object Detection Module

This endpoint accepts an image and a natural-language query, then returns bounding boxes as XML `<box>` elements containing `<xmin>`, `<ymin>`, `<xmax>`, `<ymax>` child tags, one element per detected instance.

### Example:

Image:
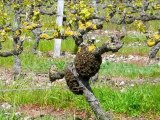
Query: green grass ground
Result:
<box><xmin>100</xmin><ymin>62</ymin><xmax>160</xmax><ymax>79</ymax></box>
<box><xmin>1</xmin><ymin>3</ymin><xmax>160</xmax><ymax>119</ymax></box>
<box><xmin>0</xmin><ymin>21</ymin><xmax>160</xmax><ymax>119</ymax></box>
<box><xmin>1</xmin><ymin>82</ymin><xmax>160</xmax><ymax>117</ymax></box>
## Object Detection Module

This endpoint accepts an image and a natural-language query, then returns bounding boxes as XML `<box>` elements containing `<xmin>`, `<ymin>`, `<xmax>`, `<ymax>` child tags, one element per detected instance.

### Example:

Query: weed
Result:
<box><xmin>1</xmin><ymin>83</ymin><xmax>160</xmax><ymax>116</ymax></box>
<box><xmin>100</xmin><ymin>62</ymin><xmax>160</xmax><ymax>79</ymax></box>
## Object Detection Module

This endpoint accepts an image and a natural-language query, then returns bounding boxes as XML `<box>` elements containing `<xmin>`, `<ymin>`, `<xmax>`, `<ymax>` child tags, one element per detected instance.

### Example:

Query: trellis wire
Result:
<box><xmin>0</xmin><ymin>86</ymin><xmax>52</xmax><ymax>93</ymax></box>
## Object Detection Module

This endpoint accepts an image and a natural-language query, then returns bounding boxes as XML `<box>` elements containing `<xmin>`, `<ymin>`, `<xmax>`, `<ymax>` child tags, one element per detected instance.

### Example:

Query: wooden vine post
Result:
<box><xmin>53</xmin><ymin>0</ymin><xmax>64</xmax><ymax>57</ymax></box>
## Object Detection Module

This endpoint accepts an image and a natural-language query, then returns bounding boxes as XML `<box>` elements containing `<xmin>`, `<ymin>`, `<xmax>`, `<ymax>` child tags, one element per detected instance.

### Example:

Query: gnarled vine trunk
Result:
<box><xmin>67</xmin><ymin>63</ymin><xmax>111</xmax><ymax>120</ymax></box>
<box><xmin>49</xmin><ymin>35</ymin><xmax>123</xmax><ymax>119</ymax></box>
<box><xmin>12</xmin><ymin>2</ymin><xmax>23</xmax><ymax>80</ymax></box>
<box><xmin>149</xmin><ymin>42</ymin><xmax>160</xmax><ymax>59</ymax></box>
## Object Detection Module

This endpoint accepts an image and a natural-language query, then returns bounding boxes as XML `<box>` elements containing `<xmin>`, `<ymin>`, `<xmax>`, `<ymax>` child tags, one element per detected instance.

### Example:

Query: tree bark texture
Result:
<box><xmin>0</xmin><ymin>48</ymin><xmax>23</xmax><ymax>57</ymax></box>
<box><xmin>93</xmin><ymin>34</ymin><xmax>124</xmax><ymax>56</ymax></box>
<box><xmin>0</xmin><ymin>36</ymin><xmax>23</xmax><ymax>57</ymax></box>
<box><xmin>50</xmin><ymin>37</ymin><xmax>123</xmax><ymax>119</ymax></box>
<box><xmin>67</xmin><ymin>63</ymin><xmax>111</xmax><ymax>120</ymax></box>
<box><xmin>149</xmin><ymin>42</ymin><xmax>160</xmax><ymax>59</ymax></box>
<box><xmin>12</xmin><ymin>5</ymin><xmax>23</xmax><ymax>80</ymax></box>
<box><xmin>32</xmin><ymin>28</ymin><xmax>42</xmax><ymax>54</ymax></box>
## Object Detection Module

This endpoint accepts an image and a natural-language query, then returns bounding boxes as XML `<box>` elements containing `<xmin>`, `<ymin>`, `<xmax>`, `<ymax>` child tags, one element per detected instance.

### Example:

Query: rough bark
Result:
<box><xmin>49</xmin><ymin>34</ymin><xmax>123</xmax><ymax>81</ymax></box>
<box><xmin>67</xmin><ymin>63</ymin><xmax>111</xmax><ymax>120</ymax></box>
<box><xmin>50</xmin><ymin>37</ymin><xmax>123</xmax><ymax>119</ymax></box>
<box><xmin>0</xmin><ymin>36</ymin><xmax>23</xmax><ymax>57</ymax></box>
<box><xmin>90</xmin><ymin>73</ymin><xmax>99</xmax><ymax>84</ymax></box>
<box><xmin>93</xmin><ymin>34</ymin><xmax>124</xmax><ymax>56</ymax></box>
<box><xmin>72</xmin><ymin>35</ymin><xmax>83</xmax><ymax>54</ymax></box>
<box><xmin>12</xmin><ymin>3</ymin><xmax>23</xmax><ymax>80</ymax></box>
<box><xmin>0</xmin><ymin>50</ymin><xmax>22</xmax><ymax>57</ymax></box>
<box><xmin>39</xmin><ymin>8</ymin><xmax>56</xmax><ymax>15</ymax></box>
<box><xmin>32</xmin><ymin>28</ymin><xmax>42</xmax><ymax>54</ymax></box>
<box><xmin>13</xmin><ymin>36</ymin><xmax>23</xmax><ymax>80</ymax></box>
<box><xmin>49</xmin><ymin>64</ymin><xmax>65</xmax><ymax>82</ymax></box>
<box><xmin>149</xmin><ymin>42</ymin><xmax>160</xmax><ymax>59</ymax></box>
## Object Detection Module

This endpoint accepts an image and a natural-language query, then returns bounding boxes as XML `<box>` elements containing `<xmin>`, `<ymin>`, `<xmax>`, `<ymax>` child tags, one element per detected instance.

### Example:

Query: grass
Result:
<box><xmin>1</xmin><ymin>81</ymin><xmax>160</xmax><ymax>117</ymax></box>
<box><xmin>0</xmin><ymin>33</ymin><xmax>159</xmax><ymax>78</ymax></box>
<box><xmin>0</xmin><ymin>110</ymin><xmax>17</xmax><ymax>120</ymax></box>
<box><xmin>94</xmin><ymin>83</ymin><xmax>160</xmax><ymax>116</ymax></box>
<box><xmin>100</xmin><ymin>61</ymin><xmax>160</xmax><ymax>79</ymax></box>
<box><xmin>0</xmin><ymin>53</ymin><xmax>67</xmax><ymax>72</ymax></box>
<box><xmin>38</xmin><ymin>38</ymin><xmax>75</xmax><ymax>52</ymax></box>
<box><xmin>1</xmin><ymin>4</ymin><xmax>160</xmax><ymax>119</ymax></box>
<box><xmin>0</xmin><ymin>80</ymin><xmax>90</xmax><ymax>112</ymax></box>
<box><xmin>21</xmin><ymin>53</ymin><xmax>66</xmax><ymax>72</ymax></box>
<box><xmin>118</xmin><ymin>45</ymin><xmax>150</xmax><ymax>56</ymax></box>
<box><xmin>123</xmin><ymin>33</ymin><xmax>147</xmax><ymax>44</ymax></box>
<box><xmin>0</xmin><ymin>37</ymin><xmax>74</xmax><ymax>71</ymax></box>
<box><xmin>2</xmin><ymin>55</ymin><xmax>159</xmax><ymax>79</ymax></box>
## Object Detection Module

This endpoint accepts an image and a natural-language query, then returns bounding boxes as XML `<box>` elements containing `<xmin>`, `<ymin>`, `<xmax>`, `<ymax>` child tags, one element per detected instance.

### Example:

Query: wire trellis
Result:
<box><xmin>0</xmin><ymin>86</ymin><xmax>53</xmax><ymax>93</ymax></box>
